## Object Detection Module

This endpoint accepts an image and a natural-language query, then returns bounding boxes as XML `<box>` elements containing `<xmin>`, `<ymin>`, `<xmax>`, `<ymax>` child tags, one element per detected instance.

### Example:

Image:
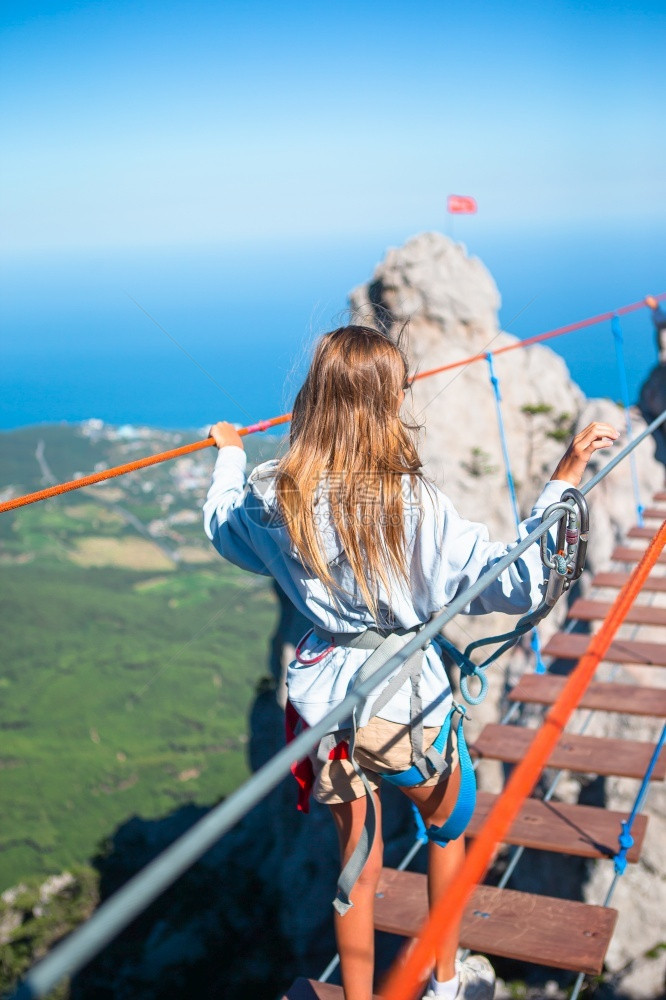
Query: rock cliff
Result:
<box><xmin>349</xmin><ymin>233</ymin><xmax>666</xmax><ymax>998</ymax></box>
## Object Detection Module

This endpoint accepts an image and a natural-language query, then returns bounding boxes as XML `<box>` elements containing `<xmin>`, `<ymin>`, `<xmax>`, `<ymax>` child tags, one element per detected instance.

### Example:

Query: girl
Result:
<box><xmin>204</xmin><ymin>325</ymin><xmax>618</xmax><ymax>1000</ymax></box>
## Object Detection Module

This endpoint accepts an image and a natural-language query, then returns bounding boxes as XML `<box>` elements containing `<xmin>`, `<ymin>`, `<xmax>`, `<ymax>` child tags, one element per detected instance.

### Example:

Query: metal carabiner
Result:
<box><xmin>537</xmin><ymin>487</ymin><xmax>589</xmax><ymax>610</ymax></box>
<box><xmin>539</xmin><ymin>488</ymin><xmax>589</xmax><ymax>582</ymax></box>
<box><xmin>560</xmin><ymin>487</ymin><xmax>589</xmax><ymax>582</ymax></box>
<box><xmin>539</xmin><ymin>500</ymin><xmax>570</xmax><ymax>570</ymax></box>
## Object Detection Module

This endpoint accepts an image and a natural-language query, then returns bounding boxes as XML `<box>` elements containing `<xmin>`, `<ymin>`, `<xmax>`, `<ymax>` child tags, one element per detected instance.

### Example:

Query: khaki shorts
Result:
<box><xmin>313</xmin><ymin>716</ymin><xmax>459</xmax><ymax>805</ymax></box>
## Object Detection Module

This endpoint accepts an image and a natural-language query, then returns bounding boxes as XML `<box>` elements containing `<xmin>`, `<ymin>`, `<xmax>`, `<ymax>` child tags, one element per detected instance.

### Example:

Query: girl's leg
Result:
<box><xmin>329</xmin><ymin>790</ymin><xmax>384</xmax><ymax>1000</ymax></box>
<box><xmin>399</xmin><ymin>768</ymin><xmax>464</xmax><ymax>982</ymax></box>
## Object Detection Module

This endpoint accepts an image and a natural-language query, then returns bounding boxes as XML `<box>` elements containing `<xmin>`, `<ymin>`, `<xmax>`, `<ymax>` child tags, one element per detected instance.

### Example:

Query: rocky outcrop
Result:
<box><xmin>352</xmin><ymin>234</ymin><xmax>666</xmax><ymax>996</ymax></box>
<box><xmin>350</xmin><ymin>233</ymin><xmax>666</xmax><ymax>998</ymax></box>
<box><xmin>351</xmin><ymin>233</ymin><xmax>661</xmax><ymax>556</ymax></box>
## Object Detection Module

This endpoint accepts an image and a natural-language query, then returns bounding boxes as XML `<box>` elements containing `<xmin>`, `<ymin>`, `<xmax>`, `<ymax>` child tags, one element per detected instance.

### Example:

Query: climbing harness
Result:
<box><xmin>384</xmin><ymin>703</ymin><xmax>477</xmax><ymax>849</ymax></box>
<box><xmin>311</xmin><ymin>622</ymin><xmax>438</xmax><ymax>915</ymax></box>
<box><xmin>294</xmin><ymin>633</ymin><xmax>335</xmax><ymax>664</ymax></box>
<box><xmin>288</xmin><ymin>621</ymin><xmax>472</xmax><ymax>913</ymax></box>
<box><xmin>289</xmin><ymin>487</ymin><xmax>590</xmax><ymax>914</ymax></box>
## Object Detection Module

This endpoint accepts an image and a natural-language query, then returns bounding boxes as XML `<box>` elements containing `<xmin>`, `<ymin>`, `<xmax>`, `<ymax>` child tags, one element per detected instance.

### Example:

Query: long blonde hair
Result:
<box><xmin>276</xmin><ymin>325</ymin><xmax>423</xmax><ymax>622</ymax></box>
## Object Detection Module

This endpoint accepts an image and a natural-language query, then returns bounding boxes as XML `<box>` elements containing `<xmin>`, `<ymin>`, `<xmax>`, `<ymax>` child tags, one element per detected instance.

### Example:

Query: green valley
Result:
<box><xmin>0</xmin><ymin>422</ymin><xmax>281</xmax><ymax>892</ymax></box>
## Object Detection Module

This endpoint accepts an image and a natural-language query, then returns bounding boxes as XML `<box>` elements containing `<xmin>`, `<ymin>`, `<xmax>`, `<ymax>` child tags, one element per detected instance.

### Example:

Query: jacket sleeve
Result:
<box><xmin>419</xmin><ymin>479</ymin><xmax>571</xmax><ymax>616</ymax></box>
<box><xmin>203</xmin><ymin>446</ymin><xmax>272</xmax><ymax>575</ymax></box>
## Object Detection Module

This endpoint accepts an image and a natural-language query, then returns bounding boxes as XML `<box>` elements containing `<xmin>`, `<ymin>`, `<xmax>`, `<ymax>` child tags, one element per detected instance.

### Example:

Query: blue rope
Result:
<box><xmin>613</xmin><ymin>722</ymin><xmax>666</xmax><ymax>876</ymax></box>
<box><xmin>486</xmin><ymin>352</ymin><xmax>520</xmax><ymax>527</ymax></box>
<box><xmin>410</xmin><ymin>801</ymin><xmax>429</xmax><ymax>844</ymax></box>
<box><xmin>611</xmin><ymin>315</ymin><xmax>645</xmax><ymax>527</ymax></box>
<box><xmin>486</xmin><ymin>352</ymin><xmax>545</xmax><ymax>673</ymax></box>
<box><xmin>530</xmin><ymin>629</ymin><xmax>546</xmax><ymax>675</ymax></box>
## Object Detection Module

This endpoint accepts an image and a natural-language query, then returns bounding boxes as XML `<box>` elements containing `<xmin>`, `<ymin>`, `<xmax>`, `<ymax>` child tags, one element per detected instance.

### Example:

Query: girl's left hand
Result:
<box><xmin>209</xmin><ymin>421</ymin><xmax>245</xmax><ymax>450</ymax></box>
<box><xmin>550</xmin><ymin>421</ymin><xmax>619</xmax><ymax>487</ymax></box>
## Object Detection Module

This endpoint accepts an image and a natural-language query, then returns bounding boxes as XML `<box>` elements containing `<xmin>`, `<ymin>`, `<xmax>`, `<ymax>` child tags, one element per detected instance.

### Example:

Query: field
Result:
<box><xmin>0</xmin><ymin>422</ymin><xmax>281</xmax><ymax>892</ymax></box>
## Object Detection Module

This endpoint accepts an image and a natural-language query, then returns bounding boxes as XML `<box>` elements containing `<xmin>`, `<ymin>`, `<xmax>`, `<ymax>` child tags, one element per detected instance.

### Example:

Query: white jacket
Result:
<box><xmin>204</xmin><ymin>445</ymin><xmax>568</xmax><ymax>728</ymax></box>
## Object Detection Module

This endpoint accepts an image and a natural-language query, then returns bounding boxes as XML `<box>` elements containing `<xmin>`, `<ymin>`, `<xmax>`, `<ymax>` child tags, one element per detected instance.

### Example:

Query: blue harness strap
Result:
<box><xmin>382</xmin><ymin>709</ymin><xmax>455</xmax><ymax>788</ymax></box>
<box><xmin>383</xmin><ymin>704</ymin><xmax>477</xmax><ymax>846</ymax></box>
<box><xmin>426</xmin><ymin>711</ymin><xmax>477</xmax><ymax>845</ymax></box>
<box><xmin>383</xmin><ymin>701</ymin><xmax>456</xmax><ymax>788</ymax></box>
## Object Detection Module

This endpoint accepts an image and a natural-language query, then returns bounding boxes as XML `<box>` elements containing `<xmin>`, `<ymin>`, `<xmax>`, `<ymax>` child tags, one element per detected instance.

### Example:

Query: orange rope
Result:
<box><xmin>410</xmin><ymin>293</ymin><xmax>666</xmax><ymax>383</ymax></box>
<box><xmin>382</xmin><ymin>518</ymin><xmax>666</xmax><ymax>1000</ymax></box>
<box><xmin>2</xmin><ymin>294</ymin><xmax>664</xmax><ymax>515</ymax></box>
<box><xmin>0</xmin><ymin>414</ymin><xmax>292</xmax><ymax>513</ymax></box>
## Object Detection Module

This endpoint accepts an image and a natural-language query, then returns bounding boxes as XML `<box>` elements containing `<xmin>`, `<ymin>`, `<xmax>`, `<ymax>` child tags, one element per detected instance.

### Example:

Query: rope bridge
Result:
<box><xmin>382</xmin><ymin>521</ymin><xmax>666</xmax><ymax>1000</ymax></box>
<box><xmin>8</xmin><ymin>409</ymin><xmax>666</xmax><ymax>1000</ymax></box>
<box><xmin>3</xmin><ymin>295</ymin><xmax>666</xmax><ymax>999</ymax></box>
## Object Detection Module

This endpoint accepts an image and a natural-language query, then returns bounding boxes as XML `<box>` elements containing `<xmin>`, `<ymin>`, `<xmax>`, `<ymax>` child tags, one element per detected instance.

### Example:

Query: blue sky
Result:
<box><xmin>2</xmin><ymin>0</ymin><xmax>665</xmax><ymax>252</ymax></box>
<box><xmin>1</xmin><ymin>1</ymin><xmax>665</xmax><ymax>429</ymax></box>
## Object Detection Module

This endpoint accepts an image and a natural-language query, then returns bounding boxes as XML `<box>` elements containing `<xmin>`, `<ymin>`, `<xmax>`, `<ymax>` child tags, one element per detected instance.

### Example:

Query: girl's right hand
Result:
<box><xmin>550</xmin><ymin>421</ymin><xmax>619</xmax><ymax>488</ymax></box>
<box><xmin>209</xmin><ymin>421</ymin><xmax>244</xmax><ymax>450</ymax></box>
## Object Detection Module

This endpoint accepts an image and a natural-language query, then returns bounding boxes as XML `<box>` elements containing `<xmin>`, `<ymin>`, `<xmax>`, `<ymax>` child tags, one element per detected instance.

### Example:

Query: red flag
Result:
<box><xmin>447</xmin><ymin>194</ymin><xmax>477</xmax><ymax>214</ymax></box>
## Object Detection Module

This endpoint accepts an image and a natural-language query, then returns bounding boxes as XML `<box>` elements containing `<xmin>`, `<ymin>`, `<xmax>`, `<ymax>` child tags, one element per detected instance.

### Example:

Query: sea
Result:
<box><xmin>1</xmin><ymin>221</ymin><xmax>664</xmax><ymax>434</ymax></box>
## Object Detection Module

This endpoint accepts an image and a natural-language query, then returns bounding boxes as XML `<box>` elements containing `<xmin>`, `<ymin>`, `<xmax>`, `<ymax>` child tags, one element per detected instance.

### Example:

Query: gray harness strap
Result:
<box><xmin>312</xmin><ymin>623</ymin><xmax>431</xmax><ymax>914</ymax></box>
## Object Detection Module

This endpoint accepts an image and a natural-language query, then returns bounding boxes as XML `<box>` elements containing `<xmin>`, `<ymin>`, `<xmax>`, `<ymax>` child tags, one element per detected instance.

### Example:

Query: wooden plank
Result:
<box><xmin>591</xmin><ymin>572</ymin><xmax>666</xmax><ymax>593</ymax></box>
<box><xmin>642</xmin><ymin>507</ymin><xmax>666</xmax><ymax>520</ymax></box>
<box><xmin>568</xmin><ymin>598</ymin><xmax>666</xmax><ymax>627</ymax></box>
<box><xmin>509</xmin><ymin>673</ymin><xmax>666</xmax><ymax>718</ymax></box>
<box><xmin>282</xmin><ymin>981</ymin><xmax>381</xmax><ymax>1000</ymax></box>
<box><xmin>470</xmin><ymin>724</ymin><xmax>666</xmax><ymax>780</ymax></box>
<box><xmin>611</xmin><ymin>545</ymin><xmax>666</xmax><ymax>564</ymax></box>
<box><xmin>374</xmin><ymin>869</ymin><xmax>617</xmax><ymax>975</ymax></box>
<box><xmin>469</xmin><ymin>790</ymin><xmax>647</xmax><ymax>861</ymax></box>
<box><xmin>628</xmin><ymin>526</ymin><xmax>663</xmax><ymax>540</ymax></box>
<box><xmin>542</xmin><ymin>631</ymin><xmax>666</xmax><ymax>667</ymax></box>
